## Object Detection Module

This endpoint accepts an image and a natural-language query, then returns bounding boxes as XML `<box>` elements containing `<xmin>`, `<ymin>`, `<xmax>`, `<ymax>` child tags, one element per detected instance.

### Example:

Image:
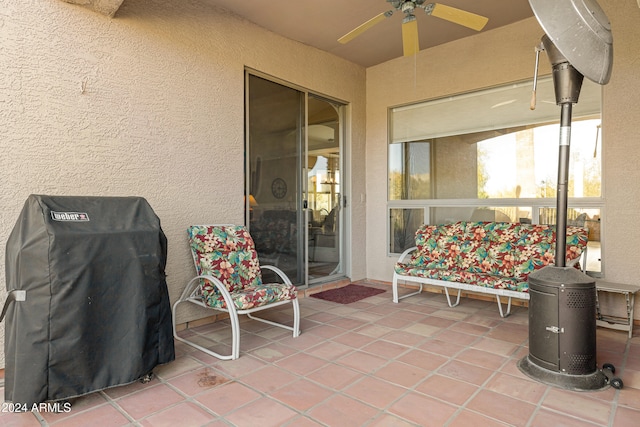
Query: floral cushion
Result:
<box><xmin>188</xmin><ymin>225</ymin><xmax>297</xmax><ymax>310</ymax></box>
<box><xmin>201</xmin><ymin>282</ymin><xmax>297</xmax><ymax>310</ymax></box>
<box><xmin>396</xmin><ymin>221</ymin><xmax>589</xmax><ymax>293</ymax></box>
<box><xmin>393</xmin><ymin>263</ymin><xmax>528</xmax><ymax>293</ymax></box>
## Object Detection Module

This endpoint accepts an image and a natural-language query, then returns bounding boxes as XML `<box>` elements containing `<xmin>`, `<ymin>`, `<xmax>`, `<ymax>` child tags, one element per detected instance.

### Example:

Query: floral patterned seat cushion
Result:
<box><xmin>393</xmin><ymin>263</ymin><xmax>528</xmax><ymax>292</ymax></box>
<box><xmin>396</xmin><ymin>221</ymin><xmax>589</xmax><ymax>293</ymax></box>
<box><xmin>188</xmin><ymin>225</ymin><xmax>297</xmax><ymax>310</ymax></box>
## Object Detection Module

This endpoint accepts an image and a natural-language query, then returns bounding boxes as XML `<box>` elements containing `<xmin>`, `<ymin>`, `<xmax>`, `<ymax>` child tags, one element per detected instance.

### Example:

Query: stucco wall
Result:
<box><xmin>0</xmin><ymin>0</ymin><xmax>366</xmax><ymax>367</ymax></box>
<box><xmin>366</xmin><ymin>2</ymin><xmax>640</xmax><ymax>316</ymax></box>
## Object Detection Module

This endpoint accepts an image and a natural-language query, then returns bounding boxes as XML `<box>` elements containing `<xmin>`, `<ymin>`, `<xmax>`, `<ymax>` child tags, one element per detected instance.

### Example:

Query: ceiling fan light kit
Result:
<box><xmin>338</xmin><ymin>1</ymin><xmax>489</xmax><ymax>57</ymax></box>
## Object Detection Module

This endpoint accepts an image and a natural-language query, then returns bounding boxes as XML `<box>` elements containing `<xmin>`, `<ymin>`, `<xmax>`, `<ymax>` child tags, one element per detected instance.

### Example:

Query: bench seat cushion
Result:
<box><xmin>401</xmin><ymin>221</ymin><xmax>588</xmax><ymax>288</ymax></box>
<box><xmin>394</xmin><ymin>263</ymin><xmax>528</xmax><ymax>293</ymax></box>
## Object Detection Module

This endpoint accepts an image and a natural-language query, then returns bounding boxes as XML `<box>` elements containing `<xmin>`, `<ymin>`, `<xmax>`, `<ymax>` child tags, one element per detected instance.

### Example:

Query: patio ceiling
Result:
<box><xmin>78</xmin><ymin>0</ymin><xmax>535</xmax><ymax>67</ymax></box>
<box><xmin>203</xmin><ymin>0</ymin><xmax>535</xmax><ymax>67</ymax></box>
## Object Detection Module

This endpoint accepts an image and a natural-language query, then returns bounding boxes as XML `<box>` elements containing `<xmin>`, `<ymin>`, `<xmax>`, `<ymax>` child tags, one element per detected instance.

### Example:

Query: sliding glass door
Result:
<box><xmin>246</xmin><ymin>73</ymin><xmax>344</xmax><ymax>286</ymax></box>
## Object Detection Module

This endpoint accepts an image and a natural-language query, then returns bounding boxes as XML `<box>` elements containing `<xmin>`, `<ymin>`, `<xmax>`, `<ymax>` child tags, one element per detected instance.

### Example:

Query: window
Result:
<box><xmin>389</xmin><ymin>141</ymin><xmax>431</xmax><ymax>200</ymax></box>
<box><xmin>388</xmin><ymin>77</ymin><xmax>603</xmax><ymax>274</ymax></box>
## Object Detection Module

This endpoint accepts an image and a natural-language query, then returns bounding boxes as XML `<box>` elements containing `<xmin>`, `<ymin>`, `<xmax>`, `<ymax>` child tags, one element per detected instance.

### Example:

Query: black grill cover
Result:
<box><xmin>4</xmin><ymin>195</ymin><xmax>175</xmax><ymax>405</ymax></box>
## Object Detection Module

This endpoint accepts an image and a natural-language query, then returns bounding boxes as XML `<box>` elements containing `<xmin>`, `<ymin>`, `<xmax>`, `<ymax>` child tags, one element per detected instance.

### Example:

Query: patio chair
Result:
<box><xmin>172</xmin><ymin>224</ymin><xmax>300</xmax><ymax>360</ymax></box>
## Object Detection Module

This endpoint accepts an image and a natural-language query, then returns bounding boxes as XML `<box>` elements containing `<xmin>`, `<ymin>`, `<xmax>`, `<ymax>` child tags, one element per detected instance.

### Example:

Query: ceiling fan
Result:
<box><xmin>338</xmin><ymin>1</ymin><xmax>489</xmax><ymax>57</ymax></box>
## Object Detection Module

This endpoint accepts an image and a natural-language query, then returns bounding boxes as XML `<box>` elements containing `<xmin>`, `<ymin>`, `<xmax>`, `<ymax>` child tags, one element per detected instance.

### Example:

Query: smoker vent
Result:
<box><xmin>566</xmin><ymin>290</ymin><xmax>595</xmax><ymax>309</ymax></box>
<box><xmin>568</xmin><ymin>353</ymin><xmax>596</xmax><ymax>374</ymax></box>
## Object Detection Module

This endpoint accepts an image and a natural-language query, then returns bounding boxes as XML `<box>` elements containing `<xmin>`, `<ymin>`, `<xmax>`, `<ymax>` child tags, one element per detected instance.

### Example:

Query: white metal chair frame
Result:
<box><xmin>172</xmin><ymin>225</ymin><xmax>300</xmax><ymax>360</ymax></box>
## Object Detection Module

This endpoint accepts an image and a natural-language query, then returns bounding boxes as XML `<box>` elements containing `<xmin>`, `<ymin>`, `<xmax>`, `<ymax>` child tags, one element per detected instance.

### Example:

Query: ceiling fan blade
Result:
<box><xmin>338</xmin><ymin>11</ymin><xmax>392</xmax><ymax>44</ymax></box>
<box><xmin>427</xmin><ymin>3</ymin><xmax>488</xmax><ymax>31</ymax></box>
<box><xmin>402</xmin><ymin>18</ymin><xmax>419</xmax><ymax>56</ymax></box>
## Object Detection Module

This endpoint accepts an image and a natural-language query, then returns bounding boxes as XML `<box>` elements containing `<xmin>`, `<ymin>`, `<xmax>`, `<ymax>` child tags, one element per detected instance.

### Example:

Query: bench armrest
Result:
<box><xmin>566</xmin><ymin>245</ymin><xmax>589</xmax><ymax>273</ymax></box>
<box><xmin>397</xmin><ymin>246</ymin><xmax>418</xmax><ymax>263</ymax></box>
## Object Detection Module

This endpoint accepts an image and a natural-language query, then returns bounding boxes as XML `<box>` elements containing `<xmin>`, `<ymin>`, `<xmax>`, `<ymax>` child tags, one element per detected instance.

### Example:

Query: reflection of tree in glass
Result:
<box><xmin>389</xmin><ymin>172</ymin><xmax>431</xmax><ymax>200</ymax></box>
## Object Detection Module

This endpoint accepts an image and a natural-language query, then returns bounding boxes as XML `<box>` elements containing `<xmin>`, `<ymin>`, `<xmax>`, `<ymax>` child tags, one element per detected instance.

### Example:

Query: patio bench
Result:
<box><xmin>392</xmin><ymin>221</ymin><xmax>589</xmax><ymax>317</ymax></box>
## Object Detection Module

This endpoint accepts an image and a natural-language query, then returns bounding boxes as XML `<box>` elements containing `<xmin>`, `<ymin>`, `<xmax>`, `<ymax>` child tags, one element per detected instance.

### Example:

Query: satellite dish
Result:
<box><xmin>529</xmin><ymin>0</ymin><xmax>613</xmax><ymax>84</ymax></box>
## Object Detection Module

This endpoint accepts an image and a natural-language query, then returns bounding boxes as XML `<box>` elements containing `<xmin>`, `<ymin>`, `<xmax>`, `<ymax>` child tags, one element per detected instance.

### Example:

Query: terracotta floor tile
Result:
<box><xmin>343</xmin><ymin>376</ymin><xmax>406</xmax><ymax>409</ymax></box>
<box><xmin>305</xmin><ymin>323</ymin><xmax>347</xmax><ymax>340</ymax></box>
<box><xmin>8</xmin><ymin>281</ymin><xmax>635</xmax><ymax>427</ymax></box>
<box><xmin>0</xmin><ymin>410</ymin><xmax>42</xmax><ymax>427</ymax></box>
<box><xmin>449</xmin><ymin>320</ymin><xmax>491</xmax><ymax>336</ymax></box>
<box><xmin>433</xmin><ymin>329</ymin><xmax>479</xmax><ymax>346</ymax></box>
<box><xmin>623</xmin><ymin>354</ymin><xmax>640</xmax><ymax>371</ymax></box>
<box><xmin>397</xmin><ymin>348</ymin><xmax>449</xmax><ymax>371</ymax></box>
<box><xmin>167</xmin><ymin>367</ymin><xmax>230</xmax><ymax>397</ymax></box>
<box><xmin>374</xmin><ymin>315</ymin><xmax>415</xmax><ymax>330</ymax></box>
<box><xmin>102</xmin><ymin>376</ymin><xmax>161</xmax><ymax>400</ymax></box>
<box><xmin>305</xmin><ymin>340</ymin><xmax>354</xmax><ymax>361</ymax></box>
<box><xmin>139</xmin><ymin>401</ymin><xmax>215</xmax><ymax>427</ymax></box>
<box><xmin>617</xmin><ymin>385</ymin><xmax>640</xmax><ymax>410</ymax></box>
<box><xmin>438</xmin><ymin>360</ymin><xmax>494</xmax><ymax>386</ymax></box>
<box><xmin>39</xmin><ymin>391</ymin><xmax>109</xmax><ymax>424</ymax></box>
<box><xmin>367</xmin><ymin>413</ymin><xmax>419</xmax><ymax>427</ymax></box>
<box><xmin>471</xmin><ymin>336</ymin><xmax>520</xmax><ymax>357</ymax></box>
<box><xmin>115</xmin><ymin>383</ymin><xmax>184</xmax><ymax>420</ymax></box>
<box><xmin>307</xmin><ymin>394</ymin><xmax>380</xmax><ymax>427</ymax></box>
<box><xmin>355</xmin><ymin>323</ymin><xmax>396</xmax><ymax>338</ymax></box>
<box><xmin>360</xmin><ymin>339</ymin><xmax>409</xmax><ymax>359</ymax></box>
<box><xmin>274</xmin><ymin>352</ymin><xmax>327</xmax><ymax>376</ymax></box>
<box><xmin>380</xmin><ymin>330</ymin><xmax>427</xmax><ymax>347</ymax></box>
<box><xmin>620</xmin><ymin>368</ymin><xmax>640</xmax><ymax>389</ymax></box>
<box><xmin>247</xmin><ymin>341</ymin><xmax>299</xmax><ymax>362</ymax></box>
<box><xmin>327</xmin><ymin>316</ymin><xmax>369</xmax><ymax>330</ymax></box>
<box><xmin>278</xmin><ymin>330</ymin><xmax>324</xmax><ymax>350</ymax></box>
<box><xmin>283</xmin><ymin>415</ymin><xmax>326</xmax><ymax>427</ymax></box>
<box><xmin>486</xmin><ymin>322</ymin><xmax>529</xmax><ymax>344</ymax></box>
<box><xmin>390</xmin><ymin>307</ymin><xmax>430</xmax><ymax>322</ymax></box>
<box><xmin>448</xmin><ymin>409</ymin><xmax>513</xmax><ymax>427</ymax></box>
<box><xmin>430</xmin><ymin>308</ymin><xmax>473</xmax><ymax>321</ymax></box>
<box><xmin>456</xmin><ymin>348</ymin><xmax>508</xmax><ymax>371</ymax></box>
<box><xmin>612</xmin><ymin>405</ymin><xmax>640</xmax><ymax>427</ymax></box>
<box><xmin>389</xmin><ymin>392</ymin><xmax>457</xmax><ymax>426</ymax></box>
<box><xmin>541</xmin><ymin>388</ymin><xmax>613</xmax><ymax>426</ymax></box>
<box><xmin>51</xmin><ymin>403</ymin><xmax>131</xmax><ymax>427</ymax></box>
<box><xmin>212</xmin><ymin>354</ymin><xmax>266</xmax><ymax>377</ymax></box>
<box><xmin>306</xmin><ymin>363</ymin><xmax>364</xmax><ymax>390</ymax></box>
<box><xmin>194</xmin><ymin>382</ymin><xmax>261</xmax><ymax>416</ymax></box>
<box><xmin>483</xmin><ymin>372</ymin><xmax>547</xmax><ymax>404</ymax></box>
<box><xmin>153</xmin><ymin>355</ymin><xmax>205</xmax><ymax>380</ymax></box>
<box><xmin>373</xmin><ymin>361</ymin><xmax>430</xmax><ymax>388</ymax></box>
<box><xmin>415</xmin><ymin>374</ymin><xmax>478</xmax><ymax>406</ymax></box>
<box><xmin>417</xmin><ymin>315</ymin><xmax>456</xmax><ymax>329</ymax></box>
<box><xmin>331</xmin><ymin>331</ymin><xmax>376</xmax><ymax>349</ymax></box>
<box><xmin>460</xmin><ymin>314</ymin><xmax>502</xmax><ymax>328</ymax></box>
<box><xmin>529</xmin><ymin>408</ymin><xmax>606</xmax><ymax>427</ymax></box>
<box><xmin>237</xmin><ymin>365</ymin><xmax>298</xmax><ymax>393</ymax></box>
<box><xmin>466</xmin><ymin>389</ymin><xmax>536</xmax><ymax>426</ymax></box>
<box><xmin>270</xmin><ymin>378</ymin><xmax>333</xmax><ymax>411</ymax></box>
<box><xmin>337</xmin><ymin>350</ymin><xmax>389</xmax><ymax>374</ymax></box>
<box><xmin>418</xmin><ymin>338</ymin><xmax>466</xmax><ymax>357</ymax></box>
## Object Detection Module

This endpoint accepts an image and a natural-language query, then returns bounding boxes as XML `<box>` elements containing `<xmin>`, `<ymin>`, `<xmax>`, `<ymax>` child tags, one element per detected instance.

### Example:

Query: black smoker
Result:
<box><xmin>517</xmin><ymin>0</ymin><xmax>615</xmax><ymax>390</ymax></box>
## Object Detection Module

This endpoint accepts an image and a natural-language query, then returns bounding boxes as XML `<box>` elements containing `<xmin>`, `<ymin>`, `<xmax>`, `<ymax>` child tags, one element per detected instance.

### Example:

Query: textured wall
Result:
<box><xmin>0</xmin><ymin>0</ymin><xmax>366</xmax><ymax>368</ymax></box>
<box><xmin>366</xmin><ymin>1</ymin><xmax>640</xmax><ymax>316</ymax></box>
<box><xmin>61</xmin><ymin>0</ymin><xmax>125</xmax><ymax>17</ymax></box>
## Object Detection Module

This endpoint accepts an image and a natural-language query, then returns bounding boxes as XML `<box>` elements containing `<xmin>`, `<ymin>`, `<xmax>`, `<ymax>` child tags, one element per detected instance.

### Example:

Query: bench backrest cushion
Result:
<box><xmin>188</xmin><ymin>225</ymin><xmax>263</xmax><ymax>296</ymax></box>
<box><xmin>410</xmin><ymin>221</ymin><xmax>588</xmax><ymax>282</ymax></box>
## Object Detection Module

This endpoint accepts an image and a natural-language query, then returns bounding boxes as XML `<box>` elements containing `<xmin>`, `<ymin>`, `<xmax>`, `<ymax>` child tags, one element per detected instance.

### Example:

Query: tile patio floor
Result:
<box><xmin>1</xmin><ymin>281</ymin><xmax>639</xmax><ymax>427</ymax></box>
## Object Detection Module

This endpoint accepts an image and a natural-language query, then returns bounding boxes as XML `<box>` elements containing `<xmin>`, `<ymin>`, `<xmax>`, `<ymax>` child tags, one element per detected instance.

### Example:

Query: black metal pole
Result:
<box><xmin>555</xmin><ymin>102</ymin><xmax>572</xmax><ymax>267</ymax></box>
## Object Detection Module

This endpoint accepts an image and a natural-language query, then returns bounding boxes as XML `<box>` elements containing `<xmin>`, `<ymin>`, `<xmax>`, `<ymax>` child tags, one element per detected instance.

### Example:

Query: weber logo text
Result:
<box><xmin>51</xmin><ymin>211</ymin><xmax>90</xmax><ymax>222</ymax></box>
